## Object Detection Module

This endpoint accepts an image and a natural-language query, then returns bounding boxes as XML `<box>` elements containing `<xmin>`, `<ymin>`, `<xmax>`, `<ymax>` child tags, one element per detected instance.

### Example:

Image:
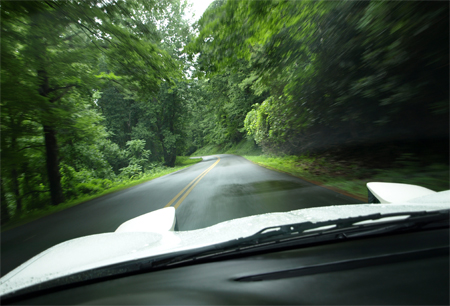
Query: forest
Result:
<box><xmin>1</xmin><ymin>0</ymin><xmax>448</xmax><ymax>225</ymax></box>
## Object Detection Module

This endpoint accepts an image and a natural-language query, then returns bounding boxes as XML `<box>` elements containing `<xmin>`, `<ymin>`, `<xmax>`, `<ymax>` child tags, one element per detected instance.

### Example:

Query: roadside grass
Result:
<box><xmin>224</xmin><ymin>138</ymin><xmax>263</xmax><ymax>156</ymax></box>
<box><xmin>191</xmin><ymin>144</ymin><xmax>222</xmax><ymax>156</ymax></box>
<box><xmin>243</xmin><ymin>155</ymin><xmax>449</xmax><ymax>201</ymax></box>
<box><xmin>243</xmin><ymin>155</ymin><xmax>369</xmax><ymax>200</ymax></box>
<box><xmin>1</xmin><ymin>157</ymin><xmax>202</xmax><ymax>232</ymax></box>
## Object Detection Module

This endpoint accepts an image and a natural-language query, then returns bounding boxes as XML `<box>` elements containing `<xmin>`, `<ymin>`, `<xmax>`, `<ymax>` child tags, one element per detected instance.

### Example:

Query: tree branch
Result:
<box><xmin>62</xmin><ymin>13</ymin><xmax>110</xmax><ymax>55</ymax></box>
<box><xmin>17</xmin><ymin>145</ymin><xmax>46</xmax><ymax>153</ymax></box>
<box><xmin>48</xmin><ymin>84</ymin><xmax>77</xmax><ymax>94</ymax></box>
<box><xmin>109</xmin><ymin>78</ymin><xmax>124</xmax><ymax>87</ymax></box>
<box><xmin>61</xmin><ymin>31</ymin><xmax>84</xmax><ymax>42</ymax></box>
<box><xmin>50</xmin><ymin>86</ymin><xmax>74</xmax><ymax>103</ymax></box>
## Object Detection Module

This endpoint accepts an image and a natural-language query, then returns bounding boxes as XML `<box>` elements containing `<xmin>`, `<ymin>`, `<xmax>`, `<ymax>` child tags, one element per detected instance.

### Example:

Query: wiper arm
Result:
<box><xmin>153</xmin><ymin>209</ymin><xmax>449</xmax><ymax>268</ymax></box>
<box><xmin>231</xmin><ymin>209</ymin><xmax>449</xmax><ymax>244</ymax></box>
<box><xmin>3</xmin><ymin>209</ymin><xmax>448</xmax><ymax>303</ymax></box>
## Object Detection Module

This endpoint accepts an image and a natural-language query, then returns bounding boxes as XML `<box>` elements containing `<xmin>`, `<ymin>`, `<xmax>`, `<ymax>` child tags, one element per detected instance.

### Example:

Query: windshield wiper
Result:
<box><xmin>152</xmin><ymin>209</ymin><xmax>449</xmax><ymax>268</ymax></box>
<box><xmin>3</xmin><ymin>209</ymin><xmax>448</xmax><ymax>303</ymax></box>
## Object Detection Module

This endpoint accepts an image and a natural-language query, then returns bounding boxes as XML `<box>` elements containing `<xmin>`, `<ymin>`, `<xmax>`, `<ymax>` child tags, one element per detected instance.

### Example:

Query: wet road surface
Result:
<box><xmin>1</xmin><ymin>154</ymin><xmax>362</xmax><ymax>276</ymax></box>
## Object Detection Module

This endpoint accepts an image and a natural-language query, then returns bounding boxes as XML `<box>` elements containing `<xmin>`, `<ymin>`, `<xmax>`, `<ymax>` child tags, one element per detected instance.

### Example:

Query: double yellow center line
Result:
<box><xmin>164</xmin><ymin>156</ymin><xmax>221</xmax><ymax>209</ymax></box>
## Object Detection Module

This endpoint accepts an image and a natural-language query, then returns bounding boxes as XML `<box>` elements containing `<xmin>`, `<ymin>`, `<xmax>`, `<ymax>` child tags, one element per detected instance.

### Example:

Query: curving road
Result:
<box><xmin>0</xmin><ymin>154</ymin><xmax>362</xmax><ymax>276</ymax></box>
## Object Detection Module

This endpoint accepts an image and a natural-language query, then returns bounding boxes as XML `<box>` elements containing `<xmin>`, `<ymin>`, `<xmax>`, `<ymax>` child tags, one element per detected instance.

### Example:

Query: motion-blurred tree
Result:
<box><xmin>96</xmin><ymin>0</ymin><xmax>193</xmax><ymax>166</ymax></box>
<box><xmin>1</xmin><ymin>0</ymin><xmax>184</xmax><ymax>212</ymax></box>
<box><xmin>190</xmin><ymin>0</ymin><xmax>449</xmax><ymax>154</ymax></box>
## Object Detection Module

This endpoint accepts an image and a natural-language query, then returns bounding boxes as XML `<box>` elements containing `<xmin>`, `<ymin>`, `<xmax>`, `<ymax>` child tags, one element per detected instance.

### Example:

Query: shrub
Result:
<box><xmin>75</xmin><ymin>182</ymin><xmax>102</xmax><ymax>195</ymax></box>
<box><xmin>119</xmin><ymin>164</ymin><xmax>143</xmax><ymax>179</ymax></box>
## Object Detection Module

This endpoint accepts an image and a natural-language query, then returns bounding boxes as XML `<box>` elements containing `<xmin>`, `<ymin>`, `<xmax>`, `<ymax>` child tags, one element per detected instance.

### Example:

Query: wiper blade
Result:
<box><xmin>3</xmin><ymin>209</ymin><xmax>448</xmax><ymax>303</ymax></box>
<box><xmin>236</xmin><ymin>209</ymin><xmax>448</xmax><ymax>243</ymax></box>
<box><xmin>154</xmin><ymin>209</ymin><xmax>449</xmax><ymax>267</ymax></box>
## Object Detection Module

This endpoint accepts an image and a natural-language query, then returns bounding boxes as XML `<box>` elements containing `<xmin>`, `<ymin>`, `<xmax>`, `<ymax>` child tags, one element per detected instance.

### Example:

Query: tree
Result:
<box><xmin>96</xmin><ymin>0</ymin><xmax>193</xmax><ymax>166</ymax></box>
<box><xmin>1</xmin><ymin>0</ymin><xmax>180</xmax><ymax>207</ymax></box>
<box><xmin>190</xmin><ymin>0</ymin><xmax>449</xmax><ymax>154</ymax></box>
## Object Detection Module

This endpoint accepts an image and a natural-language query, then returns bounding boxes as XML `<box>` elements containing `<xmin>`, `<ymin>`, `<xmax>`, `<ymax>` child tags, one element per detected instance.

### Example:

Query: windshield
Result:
<box><xmin>1</xmin><ymin>0</ymin><xmax>448</xmax><ymax>293</ymax></box>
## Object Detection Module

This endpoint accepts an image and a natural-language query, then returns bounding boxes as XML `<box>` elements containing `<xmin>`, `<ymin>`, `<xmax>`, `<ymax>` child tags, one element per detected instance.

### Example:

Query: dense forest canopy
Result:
<box><xmin>1</xmin><ymin>0</ymin><xmax>448</xmax><ymax>223</ymax></box>
<box><xmin>189</xmin><ymin>0</ymin><xmax>448</xmax><ymax>153</ymax></box>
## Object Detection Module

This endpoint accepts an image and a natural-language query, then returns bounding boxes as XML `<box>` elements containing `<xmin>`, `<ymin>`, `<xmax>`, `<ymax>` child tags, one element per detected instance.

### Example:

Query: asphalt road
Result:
<box><xmin>1</xmin><ymin>154</ymin><xmax>362</xmax><ymax>276</ymax></box>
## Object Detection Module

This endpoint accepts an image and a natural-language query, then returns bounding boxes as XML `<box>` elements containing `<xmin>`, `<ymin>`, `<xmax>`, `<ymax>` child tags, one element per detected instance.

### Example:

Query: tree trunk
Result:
<box><xmin>165</xmin><ymin>92</ymin><xmax>177</xmax><ymax>167</ymax></box>
<box><xmin>38</xmin><ymin>68</ymin><xmax>65</xmax><ymax>206</ymax></box>
<box><xmin>11</xmin><ymin>168</ymin><xmax>22</xmax><ymax>214</ymax></box>
<box><xmin>43</xmin><ymin>125</ymin><xmax>64</xmax><ymax>205</ymax></box>
<box><xmin>160</xmin><ymin>138</ymin><xmax>175</xmax><ymax>167</ymax></box>
<box><xmin>164</xmin><ymin>152</ymin><xmax>176</xmax><ymax>167</ymax></box>
<box><xmin>158</xmin><ymin>128</ymin><xmax>177</xmax><ymax>167</ymax></box>
<box><xmin>9</xmin><ymin>132</ymin><xmax>22</xmax><ymax>214</ymax></box>
<box><xmin>1</xmin><ymin>178</ymin><xmax>10</xmax><ymax>224</ymax></box>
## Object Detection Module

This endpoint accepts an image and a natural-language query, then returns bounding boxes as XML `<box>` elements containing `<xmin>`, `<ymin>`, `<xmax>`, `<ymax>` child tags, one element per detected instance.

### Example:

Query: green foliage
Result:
<box><xmin>2</xmin><ymin>158</ymin><xmax>202</xmax><ymax>232</ymax></box>
<box><xmin>75</xmin><ymin>182</ymin><xmax>102</xmax><ymax>196</ymax></box>
<box><xmin>244</xmin><ymin>154</ymin><xmax>449</xmax><ymax>200</ymax></box>
<box><xmin>1</xmin><ymin>0</ymin><xmax>194</xmax><ymax>218</ymax></box>
<box><xmin>119</xmin><ymin>164</ymin><xmax>143</xmax><ymax>179</ymax></box>
<box><xmin>191</xmin><ymin>138</ymin><xmax>261</xmax><ymax>157</ymax></box>
<box><xmin>175</xmin><ymin>156</ymin><xmax>202</xmax><ymax>166</ymax></box>
<box><xmin>125</xmin><ymin>139</ymin><xmax>151</xmax><ymax>168</ymax></box>
<box><xmin>96</xmin><ymin>0</ymin><xmax>194</xmax><ymax>166</ymax></box>
<box><xmin>191</xmin><ymin>144</ymin><xmax>223</xmax><ymax>156</ymax></box>
<box><xmin>190</xmin><ymin>0</ymin><xmax>449</xmax><ymax>155</ymax></box>
<box><xmin>3</xmin><ymin>0</ymin><xmax>448</xmax><ymax>227</ymax></box>
<box><xmin>224</xmin><ymin>138</ymin><xmax>262</xmax><ymax>156</ymax></box>
<box><xmin>184</xmin><ymin>61</ymin><xmax>267</xmax><ymax>152</ymax></box>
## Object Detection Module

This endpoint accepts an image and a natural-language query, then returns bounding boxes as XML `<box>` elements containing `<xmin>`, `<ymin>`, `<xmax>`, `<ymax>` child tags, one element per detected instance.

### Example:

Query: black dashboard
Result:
<box><xmin>8</xmin><ymin>228</ymin><xmax>449</xmax><ymax>305</ymax></box>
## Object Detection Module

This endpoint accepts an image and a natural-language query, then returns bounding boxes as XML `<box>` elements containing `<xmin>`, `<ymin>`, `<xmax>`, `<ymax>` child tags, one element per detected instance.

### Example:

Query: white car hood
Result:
<box><xmin>1</xmin><ymin>190</ymin><xmax>449</xmax><ymax>296</ymax></box>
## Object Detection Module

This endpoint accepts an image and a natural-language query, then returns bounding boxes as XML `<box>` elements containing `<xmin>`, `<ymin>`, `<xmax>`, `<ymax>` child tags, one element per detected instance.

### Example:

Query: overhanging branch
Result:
<box><xmin>48</xmin><ymin>84</ymin><xmax>77</xmax><ymax>94</ymax></box>
<box><xmin>17</xmin><ymin>145</ymin><xmax>46</xmax><ymax>152</ymax></box>
<box><xmin>49</xmin><ymin>86</ymin><xmax>74</xmax><ymax>103</ymax></box>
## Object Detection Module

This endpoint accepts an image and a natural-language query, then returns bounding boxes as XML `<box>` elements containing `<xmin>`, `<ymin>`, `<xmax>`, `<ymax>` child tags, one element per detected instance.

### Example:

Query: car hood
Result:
<box><xmin>1</xmin><ymin>190</ymin><xmax>449</xmax><ymax>296</ymax></box>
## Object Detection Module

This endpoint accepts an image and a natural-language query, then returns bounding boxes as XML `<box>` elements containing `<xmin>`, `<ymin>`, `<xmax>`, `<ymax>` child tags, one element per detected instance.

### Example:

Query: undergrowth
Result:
<box><xmin>192</xmin><ymin>138</ymin><xmax>261</xmax><ymax>156</ymax></box>
<box><xmin>243</xmin><ymin>154</ymin><xmax>449</xmax><ymax>200</ymax></box>
<box><xmin>1</xmin><ymin>156</ymin><xmax>201</xmax><ymax>232</ymax></box>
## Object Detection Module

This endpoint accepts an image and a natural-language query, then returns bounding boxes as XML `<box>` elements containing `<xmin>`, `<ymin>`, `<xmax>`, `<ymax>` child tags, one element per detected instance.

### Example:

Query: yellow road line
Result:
<box><xmin>165</xmin><ymin>156</ymin><xmax>221</xmax><ymax>209</ymax></box>
<box><xmin>164</xmin><ymin>163</ymin><xmax>213</xmax><ymax>207</ymax></box>
<box><xmin>173</xmin><ymin>157</ymin><xmax>220</xmax><ymax>209</ymax></box>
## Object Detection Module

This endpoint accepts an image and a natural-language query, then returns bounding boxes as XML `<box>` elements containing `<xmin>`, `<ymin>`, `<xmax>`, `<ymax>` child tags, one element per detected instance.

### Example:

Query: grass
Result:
<box><xmin>224</xmin><ymin>138</ymin><xmax>263</xmax><ymax>156</ymax></box>
<box><xmin>243</xmin><ymin>155</ymin><xmax>369</xmax><ymax>200</ymax></box>
<box><xmin>191</xmin><ymin>144</ymin><xmax>222</xmax><ymax>156</ymax></box>
<box><xmin>1</xmin><ymin>157</ymin><xmax>202</xmax><ymax>232</ymax></box>
<box><xmin>242</xmin><ymin>155</ymin><xmax>449</xmax><ymax>201</ymax></box>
